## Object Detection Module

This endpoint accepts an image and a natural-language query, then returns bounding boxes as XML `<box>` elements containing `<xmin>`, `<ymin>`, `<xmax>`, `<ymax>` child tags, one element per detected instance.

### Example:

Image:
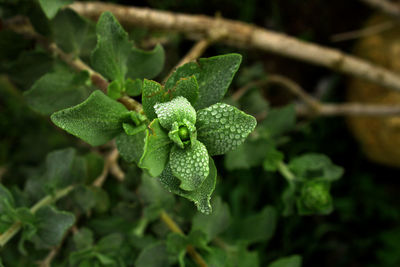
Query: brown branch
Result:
<box><xmin>70</xmin><ymin>1</ymin><xmax>400</xmax><ymax>92</ymax></box>
<box><xmin>160</xmin><ymin>211</ymin><xmax>208</xmax><ymax>267</ymax></box>
<box><xmin>359</xmin><ymin>0</ymin><xmax>400</xmax><ymax>20</ymax></box>
<box><xmin>92</xmin><ymin>147</ymin><xmax>124</xmax><ymax>187</ymax></box>
<box><xmin>330</xmin><ymin>21</ymin><xmax>394</xmax><ymax>42</ymax></box>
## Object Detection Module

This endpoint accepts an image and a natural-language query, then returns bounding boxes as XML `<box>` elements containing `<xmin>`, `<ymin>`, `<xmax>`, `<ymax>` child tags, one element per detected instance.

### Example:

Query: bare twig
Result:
<box><xmin>160</xmin><ymin>211</ymin><xmax>208</xmax><ymax>267</ymax></box>
<box><xmin>70</xmin><ymin>1</ymin><xmax>400</xmax><ymax>92</ymax></box>
<box><xmin>234</xmin><ymin>74</ymin><xmax>400</xmax><ymax>118</ymax></box>
<box><xmin>93</xmin><ymin>147</ymin><xmax>124</xmax><ymax>187</ymax></box>
<box><xmin>359</xmin><ymin>0</ymin><xmax>400</xmax><ymax>20</ymax></box>
<box><xmin>331</xmin><ymin>21</ymin><xmax>394</xmax><ymax>42</ymax></box>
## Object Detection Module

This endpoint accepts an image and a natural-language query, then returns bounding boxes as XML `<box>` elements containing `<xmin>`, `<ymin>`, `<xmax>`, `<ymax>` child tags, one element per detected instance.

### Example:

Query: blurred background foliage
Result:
<box><xmin>1</xmin><ymin>0</ymin><xmax>400</xmax><ymax>266</ymax></box>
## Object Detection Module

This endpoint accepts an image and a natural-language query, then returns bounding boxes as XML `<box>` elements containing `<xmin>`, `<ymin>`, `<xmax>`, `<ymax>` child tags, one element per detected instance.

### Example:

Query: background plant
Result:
<box><xmin>1</xmin><ymin>1</ymin><xmax>400</xmax><ymax>267</ymax></box>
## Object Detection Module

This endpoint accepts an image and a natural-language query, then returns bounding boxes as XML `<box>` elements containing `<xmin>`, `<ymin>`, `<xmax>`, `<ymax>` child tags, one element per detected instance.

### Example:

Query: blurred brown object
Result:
<box><xmin>348</xmin><ymin>15</ymin><xmax>400</xmax><ymax>166</ymax></box>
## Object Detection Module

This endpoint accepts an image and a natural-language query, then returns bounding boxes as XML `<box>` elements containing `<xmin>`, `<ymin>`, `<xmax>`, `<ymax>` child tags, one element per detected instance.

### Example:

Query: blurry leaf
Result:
<box><xmin>258</xmin><ymin>105</ymin><xmax>295</xmax><ymax>138</ymax></box>
<box><xmin>127</xmin><ymin>44</ymin><xmax>165</xmax><ymax>79</ymax></box>
<box><xmin>51</xmin><ymin>90</ymin><xmax>130</xmax><ymax>146</ymax></box>
<box><xmin>225</xmin><ymin>139</ymin><xmax>271</xmax><ymax>170</ymax></box>
<box><xmin>116</xmin><ymin>130</ymin><xmax>146</xmax><ymax>164</ymax></box>
<box><xmin>263</xmin><ymin>145</ymin><xmax>284</xmax><ymax>172</ymax></box>
<box><xmin>0</xmin><ymin>31</ymin><xmax>31</xmax><ymax>61</ymax></box>
<box><xmin>43</xmin><ymin>148</ymin><xmax>86</xmax><ymax>190</ymax></box>
<box><xmin>96</xmin><ymin>233</ymin><xmax>123</xmax><ymax>253</ymax></box>
<box><xmin>268</xmin><ymin>255</ymin><xmax>302</xmax><ymax>267</ymax></box>
<box><xmin>196</xmin><ymin>103</ymin><xmax>256</xmax><ymax>156</ymax></box>
<box><xmin>125</xmin><ymin>78</ymin><xmax>142</xmax><ymax>97</ymax></box>
<box><xmin>192</xmin><ymin>196</ymin><xmax>231</xmax><ymax>241</ymax></box>
<box><xmin>135</xmin><ymin>242</ymin><xmax>169</xmax><ymax>267</ymax></box>
<box><xmin>73</xmin><ymin>227</ymin><xmax>94</xmax><ymax>250</ymax></box>
<box><xmin>32</xmin><ymin>205</ymin><xmax>75</xmax><ymax>248</ymax></box>
<box><xmin>159</xmin><ymin>157</ymin><xmax>217</xmax><ymax>214</ymax></box>
<box><xmin>52</xmin><ymin>9</ymin><xmax>96</xmax><ymax>58</ymax></box>
<box><xmin>139</xmin><ymin>119</ymin><xmax>172</xmax><ymax>177</ymax></box>
<box><xmin>282</xmin><ymin>183</ymin><xmax>297</xmax><ymax>217</ymax></box>
<box><xmin>226</xmin><ymin>244</ymin><xmax>259</xmax><ymax>267</ymax></box>
<box><xmin>165</xmin><ymin>54</ymin><xmax>242</xmax><ymax>109</ymax></box>
<box><xmin>235</xmin><ymin>206</ymin><xmax>277</xmax><ymax>244</ymax></box>
<box><xmin>0</xmin><ymin>184</ymin><xmax>15</xmax><ymax>212</ymax></box>
<box><xmin>288</xmin><ymin>153</ymin><xmax>344</xmax><ymax>182</ymax></box>
<box><xmin>239</xmin><ymin>87</ymin><xmax>269</xmax><ymax>116</ymax></box>
<box><xmin>38</xmin><ymin>0</ymin><xmax>73</xmax><ymax>19</ymax></box>
<box><xmin>24</xmin><ymin>69</ymin><xmax>93</xmax><ymax>115</ymax></box>
<box><xmin>84</xmin><ymin>153</ymin><xmax>104</xmax><ymax>184</ymax></box>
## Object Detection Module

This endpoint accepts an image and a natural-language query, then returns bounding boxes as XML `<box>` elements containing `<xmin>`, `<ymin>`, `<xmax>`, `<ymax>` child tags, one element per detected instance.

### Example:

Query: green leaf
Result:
<box><xmin>139</xmin><ymin>119</ymin><xmax>172</xmax><ymax>177</ymax></box>
<box><xmin>142</xmin><ymin>78</ymin><xmax>200</xmax><ymax>122</ymax></box>
<box><xmin>24</xmin><ymin>69</ymin><xmax>93</xmax><ymax>115</ymax></box>
<box><xmin>165</xmin><ymin>54</ymin><xmax>242</xmax><ymax>109</ymax></box>
<box><xmin>91</xmin><ymin>11</ymin><xmax>131</xmax><ymax>82</ymax></box>
<box><xmin>116</xmin><ymin>130</ymin><xmax>146</xmax><ymax>164</ymax></box>
<box><xmin>107</xmin><ymin>80</ymin><xmax>122</xmax><ymax>100</ymax></box>
<box><xmin>268</xmin><ymin>255</ymin><xmax>302</xmax><ymax>267</ymax></box>
<box><xmin>135</xmin><ymin>242</ymin><xmax>169</xmax><ymax>267</ymax></box>
<box><xmin>73</xmin><ymin>228</ymin><xmax>94</xmax><ymax>250</ymax></box>
<box><xmin>142</xmin><ymin>79</ymin><xmax>165</xmax><ymax>121</ymax></box>
<box><xmin>91</xmin><ymin>12</ymin><xmax>165</xmax><ymax>82</ymax></box>
<box><xmin>44</xmin><ymin>148</ymin><xmax>86</xmax><ymax>190</ymax></box>
<box><xmin>52</xmin><ymin>9</ymin><xmax>96</xmax><ymax>58</ymax></box>
<box><xmin>159</xmin><ymin>157</ymin><xmax>217</xmax><ymax>214</ymax></box>
<box><xmin>234</xmin><ymin>206</ymin><xmax>277</xmax><ymax>244</ymax></box>
<box><xmin>127</xmin><ymin>44</ymin><xmax>165</xmax><ymax>79</ymax></box>
<box><xmin>192</xmin><ymin>196</ymin><xmax>231</xmax><ymax>241</ymax></box>
<box><xmin>288</xmin><ymin>153</ymin><xmax>344</xmax><ymax>182</ymax></box>
<box><xmin>225</xmin><ymin>139</ymin><xmax>272</xmax><ymax>170</ymax></box>
<box><xmin>154</xmin><ymin>96</ymin><xmax>196</xmax><ymax>131</ymax></box>
<box><xmin>225</xmin><ymin>244</ymin><xmax>260</xmax><ymax>267</ymax></box>
<box><xmin>33</xmin><ymin>205</ymin><xmax>75</xmax><ymax>248</ymax></box>
<box><xmin>51</xmin><ymin>90</ymin><xmax>130</xmax><ymax>146</ymax></box>
<box><xmin>263</xmin><ymin>145</ymin><xmax>284</xmax><ymax>172</ymax></box>
<box><xmin>84</xmin><ymin>153</ymin><xmax>104</xmax><ymax>184</ymax></box>
<box><xmin>196</xmin><ymin>103</ymin><xmax>256</xmax><ymax>155</ymax></box>
<box><xmin>38</xmin><ymin>0</ymin><xmax>73</xmax><ymax>19</ymax></box>
<box><xmin>125</xmin><ymin>78</ymin><xmax>142</xmax><ymax>97</ymax></box>
<box><xmin>170</xmin><ymin>140</ymin><xmax>209</xmax><ymax>191</ymax></box>
<box><xmin>0</xmin><ymin>185</ymin><xmax>15</xmax><ymax>213</ymax></box>
<box><xmin>258</xmin><ymin>105</ymin><xmax>296</xmax><ymax>139</ymax></box>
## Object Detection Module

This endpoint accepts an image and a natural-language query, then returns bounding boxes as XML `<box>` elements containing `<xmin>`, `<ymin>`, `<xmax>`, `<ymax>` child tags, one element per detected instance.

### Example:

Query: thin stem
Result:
<box><xmin>359</xmin><ymin>0</ymin><xmax>400</xmax><ymax>20</ymax></box>
<box><xmin>277</xmin><ymin>162</ymin><xmax>295</xmax><ymax>182</ymax></box>
<box><xmin>0</xmin><ymin>185</ymin><xmax>74</xmax><ymax>247</ymax></box>
<box><xmin>160</xmin><ymin>210</ymin><xmax>208</xmax><ymax>267</ymax></box>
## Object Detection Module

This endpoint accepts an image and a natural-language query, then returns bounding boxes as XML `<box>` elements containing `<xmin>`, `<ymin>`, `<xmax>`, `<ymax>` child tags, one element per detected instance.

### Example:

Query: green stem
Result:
<box><xmin>0</xmin><ymin>185</ymin><xmax>74</xmax><ymax>247</ymax></box>
<box><xmin>277</xmin><ymin>161</ymin><xmax>296</xmax><ymax>182</ymax></box>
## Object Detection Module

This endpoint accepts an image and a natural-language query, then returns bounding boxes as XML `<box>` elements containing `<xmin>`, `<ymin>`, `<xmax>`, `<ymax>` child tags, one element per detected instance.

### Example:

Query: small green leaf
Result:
<box><xmin>135</xmin><ymin>242</ymin><xmax>169</xmax><ymax>267</ymax></box>
<box><xmin>196</xmin><ymin>103</ymin><xmax>256</xmax><ymax>155</ymax></box>
<box><xmin>170</xmin><ymin>140</ymin><xmax>209</xmax><ymax>191</ymax></box>
<box><xmin>107</xmin><ymin>80</ymin><xmax>122</xmax><ymax>100</ymax></box>
<box><xmin>51</xmin><ymin>9</ymin><xmax>96</xmax><ymax>58</ymax></box>
<box><xmin>73</xmin><ymin>228</ymin><xmax>94</xmax><ymax>250</ymax></box>
<box><xmin>142</xmin><ymin>79</ymin><xmax>165</xmax><ymax>121</ymax></box>
<box><xmin>233</xmin><ymin>206</ymin><xmax>277</xmax><ymax>244</ymax></box>
<box><xmin>38</xmin><ymin>0</ymin><xmax>73</xmax><ymax>19</ymax></box>
<box><xmin>172</xmin><ymin>76</ymin><xmax>199</xmax><ymax>106</ymax></box>
<box><xmin>0</xmin><ymin>185</ymin><xmax>15</xmax><ymax>213</ymax></box>
<box><xmin>165</xmin><ymin>54</ymin><xmax>242</xmax><ymax>109</ymax></box>
<box><xmin>258</xmin><ymin>105</ymin><xmax>296</xmax><ymax>139</ymax></box>
<box><xmin>24</xmin><ymin>69</ymin><xmax>93</xmax><ymax>115</ymax></box>
<box><xmin>268</xmin><ymin>255</ymin><xmax>302</xmax><ymax>267</ymax></box>
<box><xmin>192</xmin><ymin>197</ymin><xmax>231</xmax><ymax>241</ymax></box>
<box><xmin>288</xmin><ymin>153</ymin><xmax>344</xmax><ymax>182</ymax></box>
<box><xmin>159</xmin><ymin>157</ymin><xmax>217</xmax><ymax>214</ymax></box>
<box><xmin>51</xmin><ymin>90</ymin><xmax>130</xmax><ymax>146</ymax></box>
<box><xmin>127</xmin><ymin>44</ymin><xmax>165</xmax><ymax>79</ymax></box>
<box><xmin>91</xmin><ymin>12</ymin><xmax>131</xmax><ymax>82</ymax></box>
<box><xmin>116</xmin><ymin>130</ymin><xmax>146</xmax><ymax>164</ymax></box>
<box><xmin>139</xmin><ymin>119</ymin><xmax>172</xmax><ymax>177</ymax></box>
<box><xmin>154</xmin><ymin>96</ymin><xmax>196</xmax><ymax>131</ymax></box>
<box><xmin>263</xmin><ymin>145</ymin><xmax>284</xmax><ymax>172</ymax></box>
<box><xmin>122</xmin><ymin>123</ymin><xmax>147</xmax><ymax>136</ymax></box>
<box><xmin>33</xmin><ymin>205</ymin><xmax>75</xmax><ymax>248</ymax></box>
<box><xmin>43</xmin><ymin>148</ymin><xmax>86</xmax><ymax>190</ymax></box>
<box><xmin>225</xmin><ymin>139</ymin><xmax>272</xmax><ymax>170</ymax></box>
<box><xmin>125</xmin><ymin>78</ymin><xmax>142</xmax><ymax>97</ymax></box>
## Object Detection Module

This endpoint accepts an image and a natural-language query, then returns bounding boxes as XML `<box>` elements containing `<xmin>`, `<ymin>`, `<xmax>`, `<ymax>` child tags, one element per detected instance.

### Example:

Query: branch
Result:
<box><xmin>92</xmin><ymin>147</ymin><xmax>124</xmax><ymax>187</ymax></box>
<box><xmin>0</xmin><ymin>185</ymin><xmax>74</xmax><ymax>247</ymax></box>
<box><xmin>70</xmin><ymin>1</ymin><xmax>400</xmax><ymax>92</ymax></box>
<box><xmin>234</xmin><ymin>74</ymin><xmax>400</xmax><ymax>118</ymax></box>
<box><xmin>359</xmin><ymin>0</ymin><xmax>400</xmax><ymax>20</ymax></box>
<box><xmin>160</xmin><ymin>211</ymin><xmax>208</xmax><ymax>267</ymax></box>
